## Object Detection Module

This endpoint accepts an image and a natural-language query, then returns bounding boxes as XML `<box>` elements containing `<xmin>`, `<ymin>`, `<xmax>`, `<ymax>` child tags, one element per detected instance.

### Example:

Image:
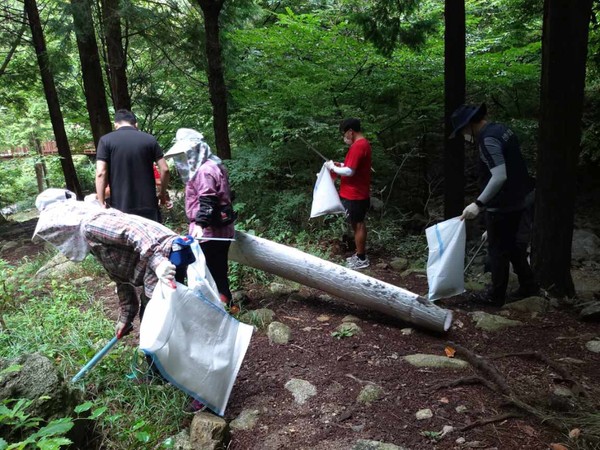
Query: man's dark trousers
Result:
<box><xmin>485</xmin><ymin>209</ymin><xmax>537</xmax><ymax>303</ymax></box>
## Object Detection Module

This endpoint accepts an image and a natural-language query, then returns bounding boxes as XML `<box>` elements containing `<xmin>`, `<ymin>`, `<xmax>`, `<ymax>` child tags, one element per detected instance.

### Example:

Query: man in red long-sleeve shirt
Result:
<box><xmin>325</xmin><ymin>118</ymin><xmax>372</xmax><ymax>270</ymax></box>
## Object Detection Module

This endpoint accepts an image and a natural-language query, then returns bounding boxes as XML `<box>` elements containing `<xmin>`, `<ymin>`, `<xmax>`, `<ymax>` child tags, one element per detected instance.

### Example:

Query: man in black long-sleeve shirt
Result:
<box><xmin>450</xmin><ymin>103</ymin><xmax>539</xmax><ymax>306</ymax></box>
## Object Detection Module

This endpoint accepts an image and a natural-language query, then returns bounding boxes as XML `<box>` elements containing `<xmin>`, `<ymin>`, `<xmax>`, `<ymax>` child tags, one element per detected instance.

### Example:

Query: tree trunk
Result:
<box><xmin>71</xmin><ymin>0</ymin><xmax>112</xmax><ymax>147</ymax></box>
<box><xmin>533</xmin><ymin>0</ymin><xmax>592</xmax><ymax>297</ymax></box>
<box><xmin>196</xmin><ymin>0</ymin><xmax>232</xmax><ymax>160</ymax></box>
<box><xmin>443</xmin><ymin>0</ymin><xmax>466</xmax><ymax>219</ymax></box>
<box><xmin>230</xmin><ymin>231</ymin><xmax>453</xmax><ymax>333</ymax></box>
<box><xmin>101</xmin><ymin>0</ymin><xmax>131</xmax><ymax>111</ymax></box>
<box><xmin>24</xmin><ymin>0</ymin><xmax>82</xmax><ymax>198</ymax></box>
<box><xmin>33</xmin><ymin>138</ymin><xmax>49</xmax><ymax>191</ymax></box>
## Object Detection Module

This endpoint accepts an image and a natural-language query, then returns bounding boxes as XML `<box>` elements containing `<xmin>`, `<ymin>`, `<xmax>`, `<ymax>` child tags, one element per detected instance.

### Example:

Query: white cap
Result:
<box><xmin>35</xmin><ymin>188</ymin><xmax>77</xmax><ymax>212</ymax></box>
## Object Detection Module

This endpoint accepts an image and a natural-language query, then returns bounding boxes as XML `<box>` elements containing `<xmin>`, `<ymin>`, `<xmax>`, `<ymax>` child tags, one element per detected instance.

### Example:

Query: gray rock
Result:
<box><xmin>572</xmin><ymin>269</ymin><xmax>600</xmax><ymax>294</ymax></box>
<box><xmin>35</xmin><ymin>253</ymin><xmax>78</xmax><ymax>280</ymax></box>
<box><xmin>353</xmin><ymin>440</ymin><xmax>408</xmax><ymax>450</ymax></box>
<box><xmin>189</xmin><ymin>411</ymin><xmax>229</xmax><ymax>450</ymax></box>
<box><xmin>585</xmin><ymin>340</ymin><xmax>600</xmax><ymax>353</ymax></box>
<box><xmin>472</xmin><ymin>311</ymin><xmax>523</xmax><ymax>331</ymax></box>
<box><xmin>572</xmin><ymin>229</ymin><xmax>600</xmax><ymax>262</ymax></box>
<box><xmin>389</xmin><ymin>257</ymin><xmax>409</xmax><ymax>272</ymax></box>
<box><xmin>370</xmin><ymin>196</ymin><xmax>384</xmax><ymax>212</ymax></box>
<box><xmin>267</xmin><ymin>321</ymin><xmax>291</xmax><ymax>345</ymax></box>
<box><xmin>403</xmin><ymin>354</ymin><xmax>469</xmax><ymax>369</ymax></box>
<box><xmin>231</xmin><ymin>291</ymin><xmax>246</xmax><ymax>303</ymax></box>
<box><xmin>553</xmin><ymin>386</ymin><xmax>574</xmax><ymax>397</ymax></box>
<box><xmin>400</xmin><ymin>268</ymin><xmax>427</xmax><ymax>278</ymax></box>
<box><xmin>239</xmin><ymin>308</ymin><xmax>275</xmax><ymax>330</ymax></box>
<box><xmin>284</xmin><ymin>378</ymin><xmax>317</xmax><ymax>405</ymax></box>
<box><xmin>580</xmin><ymin>302</ymin><xmax>600</xmax><ymax>322</ymax></box>
<box><xmin>268</xmin><ymin>282</ymin><xmax>297</xmax><ymax>296</ymax></box>
<box><xmin>416</xmin><ymin>408</ymin><xmax>433</xmax><ymax>420</ymax></box>
<box><xmin>503</xmin><ymin>296</ymin><xmax>551</xmax><ymax>313</ymax></box>
<box><xmin>230</xmin><ymin>408</ymin><xmax>260</xmax><ymax>431</ymax></box>
<box><xmin>163</xmin><ymin>430</ymin><xmax>192</xmax><ymax>450</ymax></box>
<box><xmin>357</xmin><ymin>384</ymin><xmax>384</xmax><ymax>404</ymax></box>
<box><xmin>342</xmin><ymin>315</ymin><xmax>360</xmax><ymax>323</ymax></box>
<box><xmin>72</xmin><ymin>276</ymin><xmax>94</xmax><ymax>286</ymax></box>
<box><xmin>0</xmin><ymin>353</ymin><xmax>80</xmax><ymax>420</ymax></box>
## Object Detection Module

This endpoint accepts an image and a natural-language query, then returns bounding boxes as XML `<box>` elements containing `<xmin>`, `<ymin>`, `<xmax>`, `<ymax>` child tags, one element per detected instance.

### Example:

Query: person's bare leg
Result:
<box><xmin>354</xmin><ymin>221</ymin><xmax>367</xmax><ymax>256</ymax></box>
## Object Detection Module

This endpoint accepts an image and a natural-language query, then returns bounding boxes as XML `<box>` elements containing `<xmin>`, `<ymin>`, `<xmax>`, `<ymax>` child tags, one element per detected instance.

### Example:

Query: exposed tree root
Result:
<box><xmin>442</xmin><ymin>342</ymin><xmax>580</xmax><ymax>435</ymax></box>
<box><xmin>447</xmin><ymin>342</ymin><xmax>511</xmax><ymax>395</ymax></box>
<box><xmin>431</xmin><ymin>375</ymin><xmax>499</xmax><ymax>393</ymax></box>
<box><xmin>489</xmin><ymin>350</ymin><xmax>589</xmax><ymax>398</ymax></box>
<box><xmin>460</xmin><ymin>412</ymin><xmax>522</xmax><ymax>431</ymax></box>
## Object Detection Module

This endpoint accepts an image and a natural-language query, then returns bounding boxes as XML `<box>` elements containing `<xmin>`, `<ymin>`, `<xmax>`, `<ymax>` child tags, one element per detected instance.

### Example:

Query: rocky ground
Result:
<box><xmin>1</xmin><ymin>213</ymin><xmax>600</xmax><ymax>450</ymax></box>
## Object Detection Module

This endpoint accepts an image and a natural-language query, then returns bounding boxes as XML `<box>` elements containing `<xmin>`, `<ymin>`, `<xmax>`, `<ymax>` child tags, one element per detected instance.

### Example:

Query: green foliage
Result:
<box><xmin>331</xmin><ymin>327</ymin><xmax>355</xmax><ymax>339</ymax></box>
<box><xmin>0</xmin><ymin>398</ymin><xmax>73</xmax><ymax>449</ymax></box>
<box><xmin>351</xmin><ymin>0</ymin><xmax>438</xmax><ymax>57</ymax></box>
<box><xmin>0</xmin><ymin>254</ymin><xmax>190</xmax><ymax>450</ymax></box>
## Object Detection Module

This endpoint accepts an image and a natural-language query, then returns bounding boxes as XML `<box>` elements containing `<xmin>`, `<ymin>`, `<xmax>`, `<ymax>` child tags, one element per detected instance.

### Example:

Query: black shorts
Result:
<box><xmin>341</xmin><ymin>197</ymin><xmax>370</xmax><ymax>223</ymax></box>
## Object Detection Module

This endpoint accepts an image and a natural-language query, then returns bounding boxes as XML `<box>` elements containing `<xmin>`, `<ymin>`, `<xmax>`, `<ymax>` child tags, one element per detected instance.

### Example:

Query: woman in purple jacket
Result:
<box><xmin>166</xmin><ymin>129</ymin><xmax>237</xmax><ymax>311</ymax></box>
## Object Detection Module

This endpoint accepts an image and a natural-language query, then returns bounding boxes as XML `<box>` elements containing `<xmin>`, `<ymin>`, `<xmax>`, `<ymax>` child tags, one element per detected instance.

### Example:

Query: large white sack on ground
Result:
<box><xmin>139</xmin><ymin>243</ymin><xmax>253</xmax><ymax>416</ymax></box>
<box><xmin>310</xmin><ymin>163</ymin><xmax>345</xmax><ymax>218</ymax></box>
<box><xmin>426</xmin><ymin>217</ymin><xmax>466</xmax><ymax>301</ymax></box>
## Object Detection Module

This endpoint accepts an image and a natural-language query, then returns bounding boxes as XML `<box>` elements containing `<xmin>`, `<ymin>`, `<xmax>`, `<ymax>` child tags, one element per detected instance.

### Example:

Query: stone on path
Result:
<box><xmin>284</xmin><ymin>378</ymin><xmax>317</xmax><ymax>405</ymax></box>
<box><xmin>230</xmin><ymin>408</ymin><xmax>261</xmax><ymax>431</ymax></box>
<box><xmin>472</xmin><ymin>311</ymin><xmax>523</xmax><ymax>331</ymax></box>
<box><xmin>357</xmin><ymin>384</ymin><xmax>384</xmax><ymax>404</ymax></box>
<box><xmin>353</xmin><ymin>440</ymin><xmax>408</xmax><ymax>450</ymax></box>
<box><xmin>580</xmin><ymin>302</ymin><xmax>600</xmax><ymax>322</ymax></box>
<box><xmin>267</xmin><ymin>321</ymin><xmax>291</xmax><ymax>345</ymax></box>
<box><xmin>403</xmin><ymin>353</ymin><xmax>469</xmax><ymax>369</ymax></box>
<box><xmin>585</xmin><ymin>339</ymin><xmax>600</xmax><ymax>353</ymax></box>
<box><xmin>503</xmin><ymin>296</ymin><xmax>551</xmax><ymax>313</ymax></box>
<box><xmin>190</xmin><ymin>412</ymin><xmax>228</xmax><ymax>450</ymax></box>
<box><xmin>416</xmin><ymin>408</ymin><xmax>433</xmax><ymax>420</ymax></box>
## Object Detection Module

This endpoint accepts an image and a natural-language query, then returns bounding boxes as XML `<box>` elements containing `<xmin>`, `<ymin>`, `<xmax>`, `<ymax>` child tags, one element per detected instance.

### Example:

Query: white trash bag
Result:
<box><xmin>310</xmin><ymin>163</ymin><xmax>345</xmax><ymax>218</ymax></box>
<box><xmin>139</xmin><ymin>248</ymin><xmax>253</xmax><ymax>416</ymax></box>
<box><xmin>186</xmin><ymin>240</ymin><xmax>223</xmax><ymax>309</ymax></box>
<box><xmin>425</xmin><ymin>217</ymin><xmax>466</xmax><ymax>301</ymax></box>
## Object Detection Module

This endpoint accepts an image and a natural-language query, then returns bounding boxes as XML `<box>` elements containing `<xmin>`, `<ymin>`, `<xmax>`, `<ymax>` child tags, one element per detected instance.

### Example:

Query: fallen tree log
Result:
<box><xmin>229</xmin><ymin>231</ymin><xmax>452</xmax><ymax>333</ymax></box>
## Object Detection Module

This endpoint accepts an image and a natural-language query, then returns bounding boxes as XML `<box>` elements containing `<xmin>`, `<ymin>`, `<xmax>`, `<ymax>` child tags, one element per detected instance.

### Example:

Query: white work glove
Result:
<box><xmin>191</xmin><ymin>225</ymin><xmax>204</xmax><ymax>239</ymax></box>
<box><xmin>481</xmin><ymin>230</ymin><xmax>488</xmax><ymax>242</ymax></box>
<box><xmin>324</xmin><ymin>160</ymin><xmax>335</xmax><ymax>171</ymax></box>
<box><xmin>460</xmin><ymin>202</ymin><xmax>480</xmax><ymax>220</ymax></box>
<box><xmin>155</xmin><ymin>260</ymin><xmax>176</xmax><ymax>285</ymax></box>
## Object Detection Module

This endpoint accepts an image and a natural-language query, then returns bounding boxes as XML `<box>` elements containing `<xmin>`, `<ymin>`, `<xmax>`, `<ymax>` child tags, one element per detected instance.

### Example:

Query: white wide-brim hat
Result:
<box><xmin>164</xmin><ymin>128</ymin><xmax>205</xmax><ymax>158</ymax></box>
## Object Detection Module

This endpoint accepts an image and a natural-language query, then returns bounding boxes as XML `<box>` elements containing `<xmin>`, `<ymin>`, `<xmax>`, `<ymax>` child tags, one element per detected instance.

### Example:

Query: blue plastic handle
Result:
<box><xmin>71</xmin><ymin>336</ymin><xmax>119</xmax><ymax>383</ymax></box>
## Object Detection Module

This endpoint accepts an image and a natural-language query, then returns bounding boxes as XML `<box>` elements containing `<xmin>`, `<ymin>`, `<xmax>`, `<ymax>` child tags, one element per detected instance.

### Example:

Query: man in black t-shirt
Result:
<box><xmin>95</xmin><ymin>110</ymin><xmax>170</xmax><ymax>222</ymax></box>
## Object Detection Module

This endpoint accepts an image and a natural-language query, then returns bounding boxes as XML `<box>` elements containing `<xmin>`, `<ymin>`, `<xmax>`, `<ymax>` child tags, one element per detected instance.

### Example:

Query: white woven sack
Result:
<box><xmin>186</xmin><ymin>240</ymin><xmax>223</xmax><ymax>309</ymax></box>
<box><xmin>310</xmin><ymin>163</ymin><xmax>345</xmax><ymax>218</ymax></box>
<box><xmin>426</xmin><ymin>217</ymin><xmax>466</xmax><ymax>301</ymax></box>
<box><xmin>139</xmin><ymin>281</ymin><xmax>253</xmax><ymax>416</ymax></box>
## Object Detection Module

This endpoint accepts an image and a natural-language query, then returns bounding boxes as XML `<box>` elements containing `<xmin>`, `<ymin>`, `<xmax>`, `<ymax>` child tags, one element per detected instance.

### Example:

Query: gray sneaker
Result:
<box><xmin>346</xmin><ymin>255</ymin><xmax>370</xmax><ymax>270</ymax></box>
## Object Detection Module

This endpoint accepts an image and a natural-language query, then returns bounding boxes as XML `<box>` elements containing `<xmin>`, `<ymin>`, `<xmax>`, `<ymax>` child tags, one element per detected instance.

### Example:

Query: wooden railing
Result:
<box><xmin>0</xmin><ymin>141</ymin><xmax>96</xmax><ymax>159</ymax></box>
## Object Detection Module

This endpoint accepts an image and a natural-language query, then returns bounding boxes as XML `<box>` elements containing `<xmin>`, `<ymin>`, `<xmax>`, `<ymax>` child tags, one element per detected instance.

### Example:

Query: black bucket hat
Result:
<box><xmin>449</xmin><ymin>103</ymin><xmax>487</xmax><ymax>139</ymax></box>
